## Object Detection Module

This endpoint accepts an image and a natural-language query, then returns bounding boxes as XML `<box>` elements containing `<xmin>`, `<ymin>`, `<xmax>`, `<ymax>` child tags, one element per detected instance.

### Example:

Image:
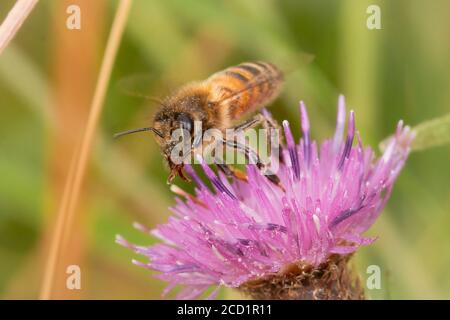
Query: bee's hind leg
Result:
<box><xmin>232</xmin><ymin>110</ymin><xmax>281</xmax><ymax>137</ymax></box>
<box><xmin>260</xmin><ymin>109</ymin><xmax>285</xmax><ymax>164</ymax></box>
<box><xmin>232</xmin><ymin>110</ymin><xmax>282</xmax><ymax>136</ymax></box>
<box><xmin>232</xmin><ymin>114</ymin><xmax>265</xmax><ymax>132</ymax></box>
<box><xmin>212</xmin><ymin>142</ymin><xmax>247</xmax><ymax>182</ymax></box>
<box><xmin>216</xmin><ymin>163</ymin><xmax>248</xmax><ymax>182</ymax></box>
<box><xmin>221</xmin><ymin>139</ymin><xmax>285</xmax><ymax>192</ymax></box>
<box><xmin>231</xmin><ymin>111</ymin><xmax>285</xmax><ymax>164</ymax></box>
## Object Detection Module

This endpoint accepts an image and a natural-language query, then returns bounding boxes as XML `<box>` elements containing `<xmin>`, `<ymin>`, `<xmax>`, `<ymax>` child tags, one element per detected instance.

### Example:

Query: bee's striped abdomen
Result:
<box><xmin>207</xmin><ymin>61</ymin><xmax>284</xmax><ymax>122</ymax></box>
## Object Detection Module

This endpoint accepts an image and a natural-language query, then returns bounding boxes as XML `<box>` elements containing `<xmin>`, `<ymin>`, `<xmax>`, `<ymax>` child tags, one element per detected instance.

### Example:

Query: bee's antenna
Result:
<box><xmin>114</xmin><ymin>127</ymin><xmax>163</xmax><ymax>139</ymax></box>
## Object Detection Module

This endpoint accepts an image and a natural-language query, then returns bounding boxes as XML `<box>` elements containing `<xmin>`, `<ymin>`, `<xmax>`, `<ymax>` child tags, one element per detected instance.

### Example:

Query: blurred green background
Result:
<box><xmin>0</xmin><ymin>0</ymin><xmax>449</xmax><ymax>299</ymax></box>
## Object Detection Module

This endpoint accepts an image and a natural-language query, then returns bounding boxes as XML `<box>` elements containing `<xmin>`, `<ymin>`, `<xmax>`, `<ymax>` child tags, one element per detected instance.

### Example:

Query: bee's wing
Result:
<box><xmin>117</xmin><ymin>73</ymin><xmax>156</xmax><ymax>99</ymax></box>
<box><xmin>206</xmin><ymin>62</ymin><xmax>284</xmax><ymax>123</ymax></box>
<box><xmin>214</xmin><ymin>75</ymin><xmax>278</xmax><ymax>104</ymax></box>
<box><xmin>116</xmin><ymin>73</ymin><xmax>179</xmax><ymax>105</ymax></box>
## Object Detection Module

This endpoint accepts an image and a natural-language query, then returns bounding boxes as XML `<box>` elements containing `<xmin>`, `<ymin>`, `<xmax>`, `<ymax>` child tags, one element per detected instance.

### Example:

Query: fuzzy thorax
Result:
<box><xmin>238</xmin><ymin>254</ymin><xmax>365</xmax><ymax>300</ymax></box>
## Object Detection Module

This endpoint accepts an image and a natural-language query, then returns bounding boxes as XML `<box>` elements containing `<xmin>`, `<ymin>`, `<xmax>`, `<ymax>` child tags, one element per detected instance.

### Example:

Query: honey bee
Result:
<box><xmin>115</xmin><ymin>61</ymin><xmax>284</xmax><ymax>185</ymax></box>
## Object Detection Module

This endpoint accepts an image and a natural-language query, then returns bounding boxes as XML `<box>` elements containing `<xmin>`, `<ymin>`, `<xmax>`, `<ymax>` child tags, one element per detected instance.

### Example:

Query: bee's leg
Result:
<box><xmin>222</xmin><ymin>139</ymin><xmax>285</xmax><ymax>192</ymax></box>
<box><xmin>231</xmin><ymin>112</ymin><xmax>284</xmax><ymax>164</ymax></box>
<box><xmin>232</xmin><ymin>111</ymin><xmax>280</xmax><ymax>138</ymax></box>
<box><xmin>233</xmin><ymin>114</ymin><xmax>265</xmax><ymax>132</ymax></box>
<box><xmin>210</xmin><ymin>140</ymin><xmax>247</xmax><ymax>181</ymax></box>
<box><xmin>232</xmin><ymin>111</ymin><xmax>282</xmax><ymax>137</ymax></box>
<box><xmin>216</xmin><ymin>163</ymin><xmax>248</xmax><ymax>182</ymax></box>
<box><xmin>260</xmin><ymin>109</ymin><xmax>282</xmax><ymax>132</ymax></box>
<box><xmin>167</xmin><ymin>163</ymin><xmax>190</xmax><ymax>184</ymax></box>
<box><xmin>191</xmin><ymin>131</ymin><xmax>203</xmax><ymax>149</ymax></box>
<box><xmin>259</xmin><ymin>109</ymin><xmax>285</xmax><ymax>164</ymax></box>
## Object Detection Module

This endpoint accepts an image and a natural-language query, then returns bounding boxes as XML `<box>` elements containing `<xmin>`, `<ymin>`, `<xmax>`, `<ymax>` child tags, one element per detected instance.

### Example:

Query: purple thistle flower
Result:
<box><xmin>117</xmin><ymin>96</ymin><xmax>414</xmax><ymax>300</ymax></box>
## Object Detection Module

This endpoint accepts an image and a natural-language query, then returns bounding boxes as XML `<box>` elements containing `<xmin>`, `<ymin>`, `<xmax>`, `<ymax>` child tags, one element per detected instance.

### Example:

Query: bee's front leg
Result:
<box><xmin>167</xmin><ymin>159</ymin><xmax>190</xmax><ymax>184</ymax></box>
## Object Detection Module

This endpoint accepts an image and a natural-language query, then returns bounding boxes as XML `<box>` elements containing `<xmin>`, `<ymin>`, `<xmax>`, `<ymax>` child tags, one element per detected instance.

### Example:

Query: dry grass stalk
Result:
<box><xmin>39</xmin><ymin>0</ymin><xmax>133</xmax><ymax>300</ymax></box>
<box><xmin>0</xmin><ymin>0</ymin><xmax>38</xmax><ymax>55</ymax></box>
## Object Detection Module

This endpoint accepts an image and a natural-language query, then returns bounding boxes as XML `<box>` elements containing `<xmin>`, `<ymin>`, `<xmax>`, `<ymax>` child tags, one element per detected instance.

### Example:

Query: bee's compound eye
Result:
<box><xmin>177</xmin><ymin>113</ymin><xmax>194</xmax><ymax>133</ymax></box>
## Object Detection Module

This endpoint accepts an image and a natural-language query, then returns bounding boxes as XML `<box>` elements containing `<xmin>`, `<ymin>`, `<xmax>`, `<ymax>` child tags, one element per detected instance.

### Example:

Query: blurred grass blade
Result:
<box><xmin>39</xmin><ymin>0</ymin><xmax>133</xmax><ymax>300</ymax></box>
<box><xmin>0</xmin><ymin>44</ymin><xmax>51</xmax><ymax>122</ymax></box>
<box><xmin>411</xmin><ymin>114</ymin><xmax>450</xmax><ymax>151</ymax></box>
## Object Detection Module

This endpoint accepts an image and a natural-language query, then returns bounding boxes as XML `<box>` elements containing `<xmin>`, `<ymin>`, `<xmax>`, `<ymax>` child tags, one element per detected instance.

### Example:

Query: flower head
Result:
<box><xmin>117</xmin><ymin>96</ymin><xmax>414</xmax><ymax>299</ymax></box>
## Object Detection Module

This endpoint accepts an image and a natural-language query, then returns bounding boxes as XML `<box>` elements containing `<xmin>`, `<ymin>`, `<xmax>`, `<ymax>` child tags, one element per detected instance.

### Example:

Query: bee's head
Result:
<box><xmin>151</xmin><ymin>111</ymin><xmax>195</xmax><ymax>159</ymax></box>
